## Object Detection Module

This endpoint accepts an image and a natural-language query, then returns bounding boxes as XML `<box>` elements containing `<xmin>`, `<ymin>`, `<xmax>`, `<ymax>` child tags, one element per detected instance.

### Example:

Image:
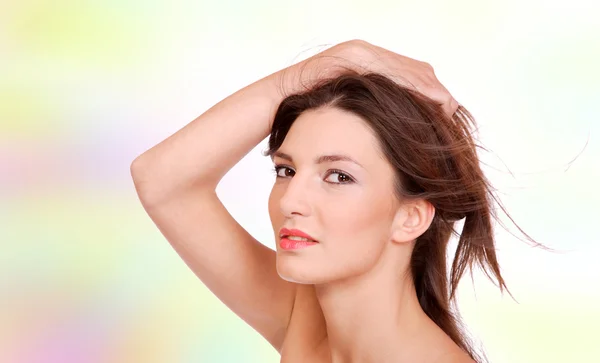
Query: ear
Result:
<box><xmin>390</xmin><ymin>199</ymin><xmax>435</xmax><ymax>244</ymax></box>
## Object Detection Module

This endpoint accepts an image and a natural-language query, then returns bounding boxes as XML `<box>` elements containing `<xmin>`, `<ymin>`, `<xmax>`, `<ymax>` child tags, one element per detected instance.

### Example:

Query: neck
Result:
<box><xmin>314</xmin><ymin>246</ymin><xmax>439</xmax><ymax>363</ymax></box>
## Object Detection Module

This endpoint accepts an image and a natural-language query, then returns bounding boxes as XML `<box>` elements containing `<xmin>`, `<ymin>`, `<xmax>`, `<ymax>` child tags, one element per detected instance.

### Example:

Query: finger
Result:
<box><xmin>448</xmin><ymin>97</ymin><xmax>459</xmax><ymax>116</ymax></box>
<box><xmin>428</xmin><ymin>80</ymin><xmax>458</xmax><ymax>118</ymax></box>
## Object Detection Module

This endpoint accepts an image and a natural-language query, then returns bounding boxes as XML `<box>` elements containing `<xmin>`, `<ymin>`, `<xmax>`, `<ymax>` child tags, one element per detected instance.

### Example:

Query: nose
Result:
<box><xmin>279</xmin><ymin>173</ymin><xmax>312</xmax><ymax>218</ymax></box>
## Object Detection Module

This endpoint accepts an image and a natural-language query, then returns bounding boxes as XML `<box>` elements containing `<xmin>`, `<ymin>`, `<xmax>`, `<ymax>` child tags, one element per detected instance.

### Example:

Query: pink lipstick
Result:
<box><xmin>279</xmin><ymin>228</ymin><xmax>319</xmax><ymax>250</ymax></box>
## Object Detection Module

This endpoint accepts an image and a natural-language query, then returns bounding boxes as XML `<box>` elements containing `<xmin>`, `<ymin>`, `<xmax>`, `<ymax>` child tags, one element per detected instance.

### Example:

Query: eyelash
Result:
<box><xmin>272</xmin><ymin>164</ymin><xmax>355</xmax><ymax>184</ymax></box>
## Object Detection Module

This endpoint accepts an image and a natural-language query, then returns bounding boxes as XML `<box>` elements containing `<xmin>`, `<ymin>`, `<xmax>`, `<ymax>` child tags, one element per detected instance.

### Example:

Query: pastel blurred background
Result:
<box><xmin>1</xmin><ymin>0</ymin><xmax>598</xmax><ymax>362</ymax></box>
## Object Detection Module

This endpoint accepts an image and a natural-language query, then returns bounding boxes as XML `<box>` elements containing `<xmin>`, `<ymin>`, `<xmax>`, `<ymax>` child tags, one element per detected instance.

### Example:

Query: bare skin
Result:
<box><xmin>131</xmin><ymin>40</ymin><xmax>472</xmax><ymax>362</ymax></box>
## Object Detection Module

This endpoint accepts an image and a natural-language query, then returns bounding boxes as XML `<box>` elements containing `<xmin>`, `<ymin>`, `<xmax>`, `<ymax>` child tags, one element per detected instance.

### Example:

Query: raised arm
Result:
<box><xmin>129</xmin><ymin>45</ymin><xmax>341</xmax><ymax>351</ymax></box>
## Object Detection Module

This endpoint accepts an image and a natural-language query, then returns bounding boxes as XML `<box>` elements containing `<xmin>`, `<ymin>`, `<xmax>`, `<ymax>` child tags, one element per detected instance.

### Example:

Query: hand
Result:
<box><xmin>310</xmin><ymin>40</ymin><xmax>459</xmax><ymax>117</ymax></box>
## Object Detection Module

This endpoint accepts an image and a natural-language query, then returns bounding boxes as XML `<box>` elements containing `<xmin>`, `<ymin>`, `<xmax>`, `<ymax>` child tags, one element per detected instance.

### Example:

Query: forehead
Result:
<box><xmin>276</xmin><ymin>107</ymin><xmax>383</xmax><ymax>165</ymax></box>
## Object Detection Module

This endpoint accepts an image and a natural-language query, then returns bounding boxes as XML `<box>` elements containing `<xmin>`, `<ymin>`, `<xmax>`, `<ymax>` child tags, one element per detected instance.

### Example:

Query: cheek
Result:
<box><xmin>322</xmin><ymin>196</ymin><xmax>391</xmax><ymax>259</ymax></box>
<box><xmin>326</xmin><ymin>190</ymin><xmax>391</xmax><ymax>234</ymax></box>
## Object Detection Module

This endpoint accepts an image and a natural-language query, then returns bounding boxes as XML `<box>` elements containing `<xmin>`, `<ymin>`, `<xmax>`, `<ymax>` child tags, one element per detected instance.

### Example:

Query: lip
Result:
<box><xmin>278</xmin><ymin>228</ymin><xmax>318</xmax><ymax>242</ymax></box>
<box><xmin>278</xmin><ymin>228</ymin><xmax>319</xmax><ymax>251</ymax></box>
<box><xmin>279</xmin><ymin>237</ymin><xmax>318</xmax><ymax>250</ymax></box>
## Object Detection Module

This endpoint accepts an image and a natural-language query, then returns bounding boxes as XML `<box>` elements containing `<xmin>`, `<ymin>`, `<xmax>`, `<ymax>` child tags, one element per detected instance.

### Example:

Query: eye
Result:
<box><xmin>272</xmin><ymin>165</ymin><xmax>295</xmax><ymax>178</ymax></box>
<box><xmin>325</xmin><ymin>169</ymin><xmax>355</xmax><ymax>184</ymax></box>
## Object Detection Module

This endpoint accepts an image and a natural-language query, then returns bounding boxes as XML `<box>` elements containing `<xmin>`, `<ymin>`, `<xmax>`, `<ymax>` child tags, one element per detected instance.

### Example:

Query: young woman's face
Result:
<box><xmin>268</xmin><ymin>106</ymin><xmax>401</xmax><ymax>284</ymax></box>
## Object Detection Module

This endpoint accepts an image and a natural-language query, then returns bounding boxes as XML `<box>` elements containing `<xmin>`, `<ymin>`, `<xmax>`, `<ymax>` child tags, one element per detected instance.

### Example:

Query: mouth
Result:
<box><xmin>279</xmin><ymin>238</ymin><xmax>318</xmax><ymax>250</ymax></box>
<box><xmin>278</xmin><ymin>228</ymin><xmax>319</xmax><ymax>250</ymax></box>
<box><xmin>278</xmin><ymin>228</ymin><xmax>318</xmax><ymax>243</ymax></box>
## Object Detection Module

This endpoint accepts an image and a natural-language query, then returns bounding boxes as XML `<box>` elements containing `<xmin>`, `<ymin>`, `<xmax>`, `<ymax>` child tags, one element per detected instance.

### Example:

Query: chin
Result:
<box><xmin>275</xmin><ymin>253</ymin><xmax>328</xmax><ymax>285</ymax></box>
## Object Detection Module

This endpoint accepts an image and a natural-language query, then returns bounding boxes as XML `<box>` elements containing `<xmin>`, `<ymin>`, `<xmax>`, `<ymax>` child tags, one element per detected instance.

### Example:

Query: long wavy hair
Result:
<box><xmin>263</xmin><ymin>70</ymin><xmax>538</xmax><ymax>361</ymax></box>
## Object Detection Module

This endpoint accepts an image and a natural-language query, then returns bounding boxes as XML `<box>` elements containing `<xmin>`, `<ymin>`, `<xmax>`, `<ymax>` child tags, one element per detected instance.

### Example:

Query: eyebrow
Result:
<box><xmin>271</xmin><ymin>151</ymin><xmax>365</xmax><ymax>169</ymax></box>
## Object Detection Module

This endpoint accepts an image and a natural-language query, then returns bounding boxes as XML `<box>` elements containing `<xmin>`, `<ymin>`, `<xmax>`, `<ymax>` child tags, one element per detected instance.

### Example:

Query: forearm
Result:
<box><xmin>130</xmin><ymin>55</ymin><xmax>334</xmax><ymax>206</ymax></box>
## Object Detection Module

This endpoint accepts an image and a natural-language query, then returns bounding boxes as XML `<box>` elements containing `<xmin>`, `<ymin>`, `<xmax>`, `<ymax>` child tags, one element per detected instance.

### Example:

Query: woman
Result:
<box><xmin>131</xmin><ymin>40</ymin><xmax>517</xmax><ymax>362</ymax></box>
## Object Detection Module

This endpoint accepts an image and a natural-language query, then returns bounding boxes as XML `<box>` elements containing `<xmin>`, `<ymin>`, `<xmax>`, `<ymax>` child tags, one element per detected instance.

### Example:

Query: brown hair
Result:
<box><xmin>263</xmin><ymin>71</ymin><xmax>538</xmax><ymax>362</ymax></box>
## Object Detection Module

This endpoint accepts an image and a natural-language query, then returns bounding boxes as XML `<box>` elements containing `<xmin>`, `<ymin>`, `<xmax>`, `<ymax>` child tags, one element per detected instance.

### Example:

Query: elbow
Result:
<box><xmin>130</xmin><ymin>153</ymin><xmax>150</xmax><ymax>186</ymax></box>
<box><xmin>130</xmin><ymin>153</ymin><xmax>219</xmax><ymax>207</ymax></box>
<box><xmin>130</xmin><ymin>154</ymin><xmax>146</xmax><ymax>181</ymax></box>
<box><xmin>130</xmin><ymin>155</ymin><xmax>158</xmax><ymax>206</ymax></box>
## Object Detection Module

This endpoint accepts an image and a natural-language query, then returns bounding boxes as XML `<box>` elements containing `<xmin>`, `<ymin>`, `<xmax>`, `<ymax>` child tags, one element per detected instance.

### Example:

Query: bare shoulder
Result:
<box><xmin>424</xmin><ymin>324</ymin><xmax>477</xmax><ymax>363</ymax></box>
<box><xmin>428</xmin><ymin>336</ymin><xmax>476</xmax><ymax>363</ymax></box>
<box><xmin>433</xmin><ymin>349</ymin><xmax>476</xmax><ymax>363</ymax></box>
